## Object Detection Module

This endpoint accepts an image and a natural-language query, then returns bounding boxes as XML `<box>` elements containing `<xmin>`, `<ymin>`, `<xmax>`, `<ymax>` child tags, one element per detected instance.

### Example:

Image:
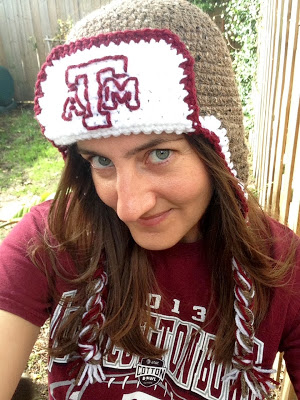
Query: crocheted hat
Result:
<box><xmin>34</xmin><ymin>0</ymin><xmax>276</xmax><ymax>398</ymax></box>
<box><xmin>35</xmin><ymin>0</ymin><xmax>248</xmax><ymax>183</ymax></box>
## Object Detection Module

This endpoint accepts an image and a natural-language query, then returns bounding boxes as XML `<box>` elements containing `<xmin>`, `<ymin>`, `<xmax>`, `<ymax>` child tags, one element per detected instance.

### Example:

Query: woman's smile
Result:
<box><xmin>138</xmin><ymin>209</ymin><xmax>172</xmax><ymax>227</ymax></box>
<box><xmin>78</xmin><ymin>132</ymin><xmax>213</xmax><ymax>250</ymax></box>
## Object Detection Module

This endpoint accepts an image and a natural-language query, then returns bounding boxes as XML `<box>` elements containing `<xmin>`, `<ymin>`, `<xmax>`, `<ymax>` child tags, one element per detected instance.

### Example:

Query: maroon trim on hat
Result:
<box><xmin>34</xmin><ymin>28</ymin><xmax>201</xmax><ymax>154</ymax></box>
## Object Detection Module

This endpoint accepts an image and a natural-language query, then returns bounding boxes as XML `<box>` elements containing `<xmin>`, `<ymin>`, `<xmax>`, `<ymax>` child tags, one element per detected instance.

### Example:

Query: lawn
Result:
<box><xmin>0</xmin><ymin>105</ymin><xmax>63</xmax><ymax>399</ymax></box>
<box><xmin>0</xmin><ymin>105</ymin><xmax>64</xmax><ymax>241</ymax></box>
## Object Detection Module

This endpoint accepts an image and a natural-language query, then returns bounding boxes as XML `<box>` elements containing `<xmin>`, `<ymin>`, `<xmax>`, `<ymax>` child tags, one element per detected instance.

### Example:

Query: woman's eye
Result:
<box><xmin>149</xmin><ymin>149</ymin><xmax>172</xmax><ymax>163</ymax></box>
<box><xmin>90</xmin><ymin>155</ymin><xmax>114</xmax><ymax>169</ymax></box>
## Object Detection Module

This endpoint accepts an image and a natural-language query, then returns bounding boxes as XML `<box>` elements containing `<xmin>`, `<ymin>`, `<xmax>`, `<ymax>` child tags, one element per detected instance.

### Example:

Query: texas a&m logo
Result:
<box><xmin>62</xmin><ymin>55</ymin><xmax>140</xmax><ymax>130</ymax></box>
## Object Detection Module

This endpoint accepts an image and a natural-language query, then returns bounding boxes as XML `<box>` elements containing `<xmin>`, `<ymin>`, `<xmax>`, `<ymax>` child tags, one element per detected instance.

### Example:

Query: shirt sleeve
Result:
<box><xmin>0</xmin><ymin>201</ymin><xmax>53</xmax><ymax>326</ymax></box>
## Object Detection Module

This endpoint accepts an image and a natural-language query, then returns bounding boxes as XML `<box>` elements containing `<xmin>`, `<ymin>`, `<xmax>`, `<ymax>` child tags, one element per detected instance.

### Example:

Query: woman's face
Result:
<box><xmin>78</xmin><ymin>133</ymin><xmax>213</xmax><ymax>251</ymax></box>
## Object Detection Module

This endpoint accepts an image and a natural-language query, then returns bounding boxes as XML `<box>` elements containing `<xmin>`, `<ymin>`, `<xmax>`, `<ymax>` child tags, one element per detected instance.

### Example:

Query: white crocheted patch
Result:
<box><xmin>36</xmin><ymin>35</ymin><xmax>195</xmax><ymax>146</ymax></box>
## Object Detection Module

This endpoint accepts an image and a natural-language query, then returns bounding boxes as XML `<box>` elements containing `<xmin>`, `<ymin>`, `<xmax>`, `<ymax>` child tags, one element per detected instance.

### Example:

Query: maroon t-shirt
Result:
<box><xmin>0</xmin><ymin>201</ymin><xmax>300</xmax><ymax>399</ymax></box>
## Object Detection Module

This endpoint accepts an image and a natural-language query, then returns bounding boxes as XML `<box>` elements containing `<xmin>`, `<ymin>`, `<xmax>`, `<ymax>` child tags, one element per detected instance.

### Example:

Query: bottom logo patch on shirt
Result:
<box><xmin>135</xmin><ymin>358</ymin><xmax>166</xmax><ymax>387</ymax></box>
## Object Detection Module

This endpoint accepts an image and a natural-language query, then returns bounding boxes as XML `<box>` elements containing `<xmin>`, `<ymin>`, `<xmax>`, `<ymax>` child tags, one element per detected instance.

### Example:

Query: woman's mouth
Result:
<box><xmin>138</xmin><ymin>210</ymin><xmax>172</xmax><ymax>227</ymax></box>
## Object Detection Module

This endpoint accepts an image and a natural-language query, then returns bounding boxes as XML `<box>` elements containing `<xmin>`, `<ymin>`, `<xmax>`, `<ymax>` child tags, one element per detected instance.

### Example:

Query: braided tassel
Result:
<box><xmin>76</xmin><ymin>268</ymin><xmax>108</xmax><ymax>386</ymax></box>
<box><xmin>223</xmin><ymin>258</ymin><xmax>277</xmax><ymax>399</ymax></box>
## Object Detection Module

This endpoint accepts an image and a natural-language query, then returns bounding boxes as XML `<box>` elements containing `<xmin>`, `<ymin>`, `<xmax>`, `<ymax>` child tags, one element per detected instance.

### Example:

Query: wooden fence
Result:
<box><xmin>0</xmin><ymin>0</ymin><xmax>112</xmax><ymax>101</ymax></box>
<box><xmin>250</xmin><ymin>0</ymin><xmax>299</xmax><ymax>398</ymax></box>
<box><xmin>250</xmin><ymin>0</ymin><xmax>300</xmax><ymax>237</ymax></box>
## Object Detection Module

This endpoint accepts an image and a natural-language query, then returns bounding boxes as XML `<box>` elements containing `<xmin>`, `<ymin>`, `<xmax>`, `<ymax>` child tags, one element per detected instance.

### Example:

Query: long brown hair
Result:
<box><xmin>31</xmin><ymin>133</ymin><xmax>295</xmax><ymax>364</ymax></box>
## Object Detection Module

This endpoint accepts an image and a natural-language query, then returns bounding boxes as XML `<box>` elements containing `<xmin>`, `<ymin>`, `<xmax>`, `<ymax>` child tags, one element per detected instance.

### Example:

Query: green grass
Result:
<box><xmin>0</xmin><ymin>106</ymin><xmax>62</xmax><ymax>398</ymax></box>
<box><xmin>0</xmin><ymin>105</ymin><xmax>64</xmax><ymax>197</ymax></box>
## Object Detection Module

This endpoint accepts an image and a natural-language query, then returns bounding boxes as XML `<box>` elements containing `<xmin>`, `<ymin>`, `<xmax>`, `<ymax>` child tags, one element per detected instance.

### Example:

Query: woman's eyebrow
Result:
<box><xmin>124</xmin><ymin>136</ymin><xmax>184</xmax><ymax>158</ymax></box>
<box><xmin>77</xmin><ymin>136</ymin><xmax>184</xmax><ymax>157</ymax></box>
<box><xmin>76</xmin><ymin>147</ymin><xmax>99</xmax><ymax>156</ymax></box>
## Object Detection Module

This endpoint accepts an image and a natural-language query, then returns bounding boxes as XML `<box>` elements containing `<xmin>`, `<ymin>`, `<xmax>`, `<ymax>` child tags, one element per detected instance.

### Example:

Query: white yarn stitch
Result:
<box><xmin>199</xmin><ymin>115</ymin><xmax>238</xmax><ymax>177</ymax></box>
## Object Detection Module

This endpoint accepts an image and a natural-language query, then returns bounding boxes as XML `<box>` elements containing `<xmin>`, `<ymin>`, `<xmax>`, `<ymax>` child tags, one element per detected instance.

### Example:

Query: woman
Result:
<box><xmin>0</xmin><ymin>1</ymin><xmax>299</xmax><ymax>399</ymax></box>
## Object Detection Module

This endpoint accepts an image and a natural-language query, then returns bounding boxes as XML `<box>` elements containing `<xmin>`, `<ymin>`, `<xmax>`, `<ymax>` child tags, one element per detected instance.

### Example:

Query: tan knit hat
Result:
<box><xmin>66</xmin><ymin>0</ymin><xmax>248</xmax><ymax>183</ymax></box>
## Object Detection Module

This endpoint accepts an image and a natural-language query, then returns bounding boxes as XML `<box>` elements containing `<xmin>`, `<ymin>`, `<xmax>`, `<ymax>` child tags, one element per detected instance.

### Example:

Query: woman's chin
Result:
<box><xmin>129</xmin><ymin>231</ymin><xmax>184</xmax><ymax>251</ymax></box>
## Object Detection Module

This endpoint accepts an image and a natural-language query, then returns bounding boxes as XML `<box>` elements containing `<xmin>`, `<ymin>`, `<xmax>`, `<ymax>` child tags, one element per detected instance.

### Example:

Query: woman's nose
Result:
<box><xmin>115</xmin><ymin>170</ymin><xmax>156</xmax><ymax>222</ymax></box>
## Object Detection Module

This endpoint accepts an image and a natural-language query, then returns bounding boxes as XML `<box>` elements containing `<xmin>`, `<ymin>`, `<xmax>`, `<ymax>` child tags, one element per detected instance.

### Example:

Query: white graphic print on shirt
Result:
<box><xmin>49</xmin><ymin>291</ymin><xmax>266</xmax><ymax>400</ymax></box>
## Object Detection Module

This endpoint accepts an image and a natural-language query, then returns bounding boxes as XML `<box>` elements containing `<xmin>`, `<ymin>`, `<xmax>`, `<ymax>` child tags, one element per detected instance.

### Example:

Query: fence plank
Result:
<box><xmin>4</xmin><ymin>0</ymin><xmax>29</xmax><ymax>100</ymax></box>
<box><xmin>259</xmin><ymin>1</ymin><xmax>278</xmax><ymax>209</ymax></box>
<box><xmin>0</xmin><ymin>30</ymin><xmax>7</xmax><ymax>67</ymax></box>
<box><xmin>0</xmin><ymin>0</ymin><xmax>8</xmax><ymax>68</ymax></box>
<box><xmin>277</xmin><ymin>0</ymin><xmax>299</xmax><ymax>224</ymax></box>
<box><xmin>255</xmin><ymin>0</ymin><xmax>269</xmax><ymax>194</ymax></box>
<box><xmin>286</xmin><ymin>19</ymin><xmax>300</xmax><ymax>235</ymax></box>
<box><xmin>19</xmin><ymin>0</ymin><xmax>41</xmax><ymax>99</ymax></box>
<box><xmin>254</xmin><ymin>0</ymin><xmax>267</xmax><ymax>181</ymax></box>
<box><xmin>29</xmin><ymin>0</ymin><xmax>45</xmax><ymax>71</ymax></box>
<box><xmin>79</xmin><ymin>0</ymin><xmax>93</xmax><ymax>18</ymax></box>
<box><xmin>270</xmin><ymin>0</ymin><xmax>293</xmax><ymax>217</ymax></box>
<box><xmin>64</xmin><ymin>0</ymin><xmax>73</xmax><ymax>20</ymax></box>
<box><xmin>69</xmin><ymin>0</ymin><xmax>80</xmax><ymax>23</ymax></box>
<box><xmin>34</xmin><ymin>0</ymin><xmax>53</xmax><ymax>58</ymax></box>
<box><xmin>46</xmin><ymin>0</ymin><xmax>58</xmax><ymax>38</ymax></box>
<box><xmin>265</xmin><ymin>0</ymin><xmax>285</xmax><ymax>212</ymax></box>
<box><xmin>288</xmin><ymin>116</ymin><xmax>300</xmax><ymax>235</ymax></box>
<box><xmin>269</xmin><ymin>0</ymin><xmax>290</xmax><ymax>216</ymax></box>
